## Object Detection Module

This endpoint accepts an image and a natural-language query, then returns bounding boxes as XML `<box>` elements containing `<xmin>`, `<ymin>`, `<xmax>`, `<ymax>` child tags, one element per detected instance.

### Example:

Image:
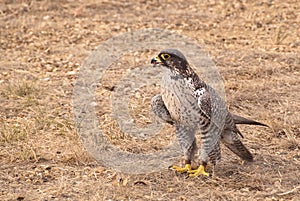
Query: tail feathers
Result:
<box><xmin>221</xmin><ymin>132</ymin><xmax>253</xmax><ymax>162</ymax></box>
<box><xmin>231</xmin><ymin>113</ymin><xmax>269</xmax><ymax>127</ymax></box>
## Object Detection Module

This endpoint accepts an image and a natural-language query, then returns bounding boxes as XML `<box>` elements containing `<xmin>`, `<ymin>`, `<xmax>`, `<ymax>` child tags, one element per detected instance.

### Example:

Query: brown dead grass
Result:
<box><xmin>1</xmin><ymin>0</ymin><xmax>299</xmax><ymax>200</ymax></box>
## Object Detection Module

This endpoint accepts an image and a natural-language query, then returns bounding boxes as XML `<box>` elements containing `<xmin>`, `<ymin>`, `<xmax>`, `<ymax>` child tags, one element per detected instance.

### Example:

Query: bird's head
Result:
<box><xmin>151</xmin><ymin>49</ymin><xmax>189</xmax><ymax>74</ymax></box>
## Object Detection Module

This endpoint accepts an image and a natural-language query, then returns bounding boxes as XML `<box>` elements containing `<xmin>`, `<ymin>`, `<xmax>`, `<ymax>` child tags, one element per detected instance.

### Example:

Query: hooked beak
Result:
<box><xmin>151</xmin><ymin>56</ymin><xmax>163</xmax><ymax>67</ymax></box>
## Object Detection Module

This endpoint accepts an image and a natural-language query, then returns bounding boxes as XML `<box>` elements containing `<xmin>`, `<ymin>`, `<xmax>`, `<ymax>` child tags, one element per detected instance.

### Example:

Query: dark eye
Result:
<box><xmin>161</xmin><ymin>54</ymin><xmax>170</xmax><ymax>60</ymax></box>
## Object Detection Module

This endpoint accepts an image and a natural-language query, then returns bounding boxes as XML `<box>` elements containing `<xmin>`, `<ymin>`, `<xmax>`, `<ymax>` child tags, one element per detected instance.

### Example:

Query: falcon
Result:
<box><xmin>150</xmin><ymin>49</ymin><xmax>267</xmax><ymax>177</ymax></box>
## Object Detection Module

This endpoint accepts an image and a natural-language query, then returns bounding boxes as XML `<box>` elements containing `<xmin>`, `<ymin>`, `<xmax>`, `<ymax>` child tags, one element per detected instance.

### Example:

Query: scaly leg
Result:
<box><xmin>189</xmin><ymin>135</ymin><xmax>221</xmax><ymax>177</ymax></box>
<box><xmin>170</xmin><ymin>125</ymin><xmax>197</xmax><ymax>174</ymax></box>
<box><xmin>171</xmin><ymin>163</ymin><xmax>192</xmax><ymax>173</ymax></box>
<box><xmin>187</xmin><ymin>164</ymin><xmax>209</xmax><ymax>177</ymax></box>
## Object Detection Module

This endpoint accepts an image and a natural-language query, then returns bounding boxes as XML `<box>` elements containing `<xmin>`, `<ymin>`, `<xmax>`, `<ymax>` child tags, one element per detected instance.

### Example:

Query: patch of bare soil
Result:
<box><xmin>1</xmin><ymin>0</ymin><xmax>299</xmax><ymax>200</ymax></box>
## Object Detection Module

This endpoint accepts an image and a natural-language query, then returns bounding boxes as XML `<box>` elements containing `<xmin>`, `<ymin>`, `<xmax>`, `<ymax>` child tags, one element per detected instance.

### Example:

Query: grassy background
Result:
<box><xmin>1</xmin><ymin>0</ymin><xmax>299</xmax><ymax>200</ymax></box>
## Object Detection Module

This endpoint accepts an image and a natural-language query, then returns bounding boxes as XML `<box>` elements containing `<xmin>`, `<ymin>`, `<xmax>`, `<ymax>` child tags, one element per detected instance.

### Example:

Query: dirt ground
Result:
<box><xmin>1</xmin><ymin>0</ymin><xmax>300</xmax><ymax>200</ymax></box>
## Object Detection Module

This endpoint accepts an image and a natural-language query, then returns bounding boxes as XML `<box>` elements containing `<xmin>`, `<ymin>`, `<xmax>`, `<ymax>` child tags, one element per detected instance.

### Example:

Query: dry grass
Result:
<box><xmin>1</xmin><ymin>0</ymin><xmax>300</xmax><ymax>200</ymax></box>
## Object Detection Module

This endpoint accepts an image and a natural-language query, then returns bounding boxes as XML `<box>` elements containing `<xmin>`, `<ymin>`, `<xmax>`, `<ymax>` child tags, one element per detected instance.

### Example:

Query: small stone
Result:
<box><xmin>43</xmin><ymin>15</ymin><xmax>50</xmax><ymax>20</ymax></box>
<box><xmin>67</xmin><ymin>71</ymin><xmax>76</xmax><ymax>75</ymax></box>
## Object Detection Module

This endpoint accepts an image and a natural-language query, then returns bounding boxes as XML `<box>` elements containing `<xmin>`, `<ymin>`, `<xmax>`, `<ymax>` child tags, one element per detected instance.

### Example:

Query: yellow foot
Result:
<box><xmin>187</xmin><ymin>165</ymin><xmax>209</xmax><ymax>177</ymax></box>
<box><xmin>171</xmin><ymin>164</ymin><xmax>192</xmax><ymax>173</ymax></box>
